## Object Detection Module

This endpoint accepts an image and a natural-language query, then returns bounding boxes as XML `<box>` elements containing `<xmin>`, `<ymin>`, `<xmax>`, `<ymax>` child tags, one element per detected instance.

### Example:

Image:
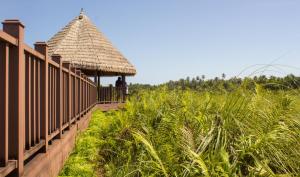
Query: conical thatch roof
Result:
<box><xmin>47</xmin><ymin>10</ymin><xmax>136</xmax><ymax>76</ymax></box>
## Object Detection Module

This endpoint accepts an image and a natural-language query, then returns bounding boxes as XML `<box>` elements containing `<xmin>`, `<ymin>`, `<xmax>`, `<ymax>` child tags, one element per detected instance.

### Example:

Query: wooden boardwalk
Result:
<box><xmin>97</xmin><ymin>103</ymin><xmax>125</xmax><ymax>112</ymax></box>
<box><xmin>0</xmin><ymin>16</ymin><xmax>132</xmax><ymax>177</ymax></box>
<box><xmin>0</xmin><ymin>19</ymin><xmax>123</xmax><ymax>177</ymax></box>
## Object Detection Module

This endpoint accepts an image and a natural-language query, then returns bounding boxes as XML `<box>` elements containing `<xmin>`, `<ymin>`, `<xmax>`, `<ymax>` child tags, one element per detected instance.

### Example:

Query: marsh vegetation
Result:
<box><xmin>60</xmin><ymin>77</ymin><xmax>300</xmax><ymax>177</ymax></box>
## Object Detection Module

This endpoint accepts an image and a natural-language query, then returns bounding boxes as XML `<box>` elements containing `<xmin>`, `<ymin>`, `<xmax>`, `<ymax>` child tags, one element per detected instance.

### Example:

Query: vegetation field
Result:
<box><xmin>60</xmin><ymin>84</ymin><xmax>300</xmax><ymax>177</ymax></box>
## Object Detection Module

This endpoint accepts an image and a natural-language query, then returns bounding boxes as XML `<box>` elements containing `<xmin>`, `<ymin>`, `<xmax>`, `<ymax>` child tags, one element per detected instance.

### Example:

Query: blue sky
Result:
<box><xmin>1</xmin><ymin>0</ymin><xmax>300</xmax><ymax>84</ymax></box>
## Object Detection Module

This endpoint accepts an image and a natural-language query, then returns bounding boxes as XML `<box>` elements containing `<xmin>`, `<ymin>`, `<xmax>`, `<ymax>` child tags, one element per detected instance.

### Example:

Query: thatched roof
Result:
<box><xmin>47</xmin><ymin>10</ymin><xmax>136</xmax><ymax>76</ymax></box>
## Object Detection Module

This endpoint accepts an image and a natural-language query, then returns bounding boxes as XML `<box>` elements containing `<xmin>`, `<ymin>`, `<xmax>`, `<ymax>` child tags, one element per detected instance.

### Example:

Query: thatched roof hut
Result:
<box><xmin>47</xmin><ymin>10</ymin><xmax>136</xmax><ymax>76</ymax></box>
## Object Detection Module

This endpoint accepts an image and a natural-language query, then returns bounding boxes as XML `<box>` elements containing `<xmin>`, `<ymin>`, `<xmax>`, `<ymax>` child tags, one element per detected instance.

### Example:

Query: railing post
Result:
<box><xmin>71</xmin><ymin>68</ymin><xmax>76</xmax><ymax>123</ymax></box>
<box><xmin>63</xmin><ymin>62</ymin><xmax>72</xmax><ymax>129</ymax></box>
<box><xmin>85</xmin><ymin>76</ymin><xmax>88</xmax><ymax>111</ymax></box>
<box><xmin>87</xmin><ymin>81</ymin><xmax>91</xmax><ymax>109</ymax></box>
<box><xmin>87</xmin><ymin>81</ymin><xmax>89</xmax><ymax>109</ymax></box>
<box><xmin>76</xmin><ymin>70</ymin><xmax>81</xmax><ymax>118</ymax></box>
<box><xmin>80</xmin><ymin>73</ymin><xmax>83</xmax><ymax>116</ymax></box>
<box><xmin>52</xmin><ymin>54</ymin><xmax>63</xmax><ymax>138</ymax></box>
<box><xmin>86</xmin><ymin>77</ymin><xmax>88</xmax><ymax>110</ymax></box>
<box><xmin>0</xmin><ymin>41</ymin><xmax>9</xmax><ymax>167</ymax></box>
<box><xmin>2</xmin><ymin>19</ymin><xmax>25</xmax><ymax>176</ymax></box>
<box><xmin>109</xmin><ymin>85</ymin><xmax>113</xmax><ymax>103</ymax></box>
<box><xmin>34</xmin><ymin>42</ymin><xmax>49</xmax><ymax>152</ymax></box>
<box><xmin>122</xmin><ymin>75</ymin><xmax>126</xmax><ymax>102</ymax></box>
<box><xmin>83</xmin><ymin>75</ymin><xmax>86</xmax><ymax>114</ymax></box>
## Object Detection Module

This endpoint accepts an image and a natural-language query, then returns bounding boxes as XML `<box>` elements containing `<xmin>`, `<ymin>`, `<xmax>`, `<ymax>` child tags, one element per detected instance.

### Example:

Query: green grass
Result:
<box><xmin>59</xmin><ymin>110</ymin><xmax>108</xmax><ymax>177</ymax></box>
<box><xmin>60</xmin><ymin>86</ymin><xmax>300</xmax><ymax>176</ymax></box>
<box><xmin>98</xmin><ymin>87</ymin><xmax>300</xmax><ymax>176</ymax></box>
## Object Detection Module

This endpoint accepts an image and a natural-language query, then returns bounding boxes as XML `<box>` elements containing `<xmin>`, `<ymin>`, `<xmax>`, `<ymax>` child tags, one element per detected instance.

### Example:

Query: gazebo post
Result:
<box><xmin>97</xmin><ymin>72</ymin><xmax>100</xmax><ymax>103</ymax></box>
<box><xmin>94</xmin><ymin>74</ymin><xmax>97</xmax><ymax>84</ymax></box>
<box><xmin>122</xmin><ymin>75</ymin><xmax>126</xmax><ymax>102</ymax></box>
<box><xmin>94</xmin><ymin>71</ymin><xmax>98</xmax><ymax>102</ymax></box>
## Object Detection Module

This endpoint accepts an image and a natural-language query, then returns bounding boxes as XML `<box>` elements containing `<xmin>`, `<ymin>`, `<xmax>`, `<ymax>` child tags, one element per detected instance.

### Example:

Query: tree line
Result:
<box><xmin>129</xmin><ymin>74</ymin><xmax>300</xmax><ymax>93</ymax></box>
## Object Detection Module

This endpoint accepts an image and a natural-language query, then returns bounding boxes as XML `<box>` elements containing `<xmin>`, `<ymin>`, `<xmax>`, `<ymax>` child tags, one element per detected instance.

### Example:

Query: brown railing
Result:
<box><xmin>99</xmin><ymin>86</ymin><xmax>126</xmax><ymax>103</ymax></box>
<box><xmin>0</xmin><ymin>20</ymin><xmax>97</xmax><ymax>176</ymax></box>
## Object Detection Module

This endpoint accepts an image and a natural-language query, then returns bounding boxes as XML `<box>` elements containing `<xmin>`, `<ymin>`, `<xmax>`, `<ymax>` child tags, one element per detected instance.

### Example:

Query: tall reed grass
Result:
<box><xmin>98</xmin><ymin>87</ymin><xmax>300</xmax><ymax>176</ymax></box>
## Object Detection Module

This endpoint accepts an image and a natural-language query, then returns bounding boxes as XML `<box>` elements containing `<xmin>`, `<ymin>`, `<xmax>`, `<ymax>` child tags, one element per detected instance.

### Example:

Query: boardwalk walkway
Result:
<box><xmin>98</xmin><ymin>103</ymin><xmax>125</xmax><ymax>112</ymax></box>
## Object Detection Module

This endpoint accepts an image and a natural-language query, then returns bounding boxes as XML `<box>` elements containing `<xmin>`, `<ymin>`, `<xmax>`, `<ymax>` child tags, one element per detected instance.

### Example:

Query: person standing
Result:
<box><xmin>115</xmin><ymin>77</ymin><xmax>122</xmax><ymax>88</ymax></box>
<box><xmin>115</xmin><ymin>77</ymin><xmax>123</xmax><ymax>101</ymax></box>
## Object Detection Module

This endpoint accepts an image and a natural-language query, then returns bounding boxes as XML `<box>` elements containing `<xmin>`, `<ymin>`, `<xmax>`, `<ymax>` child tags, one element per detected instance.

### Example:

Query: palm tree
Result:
<box><xmin>222</xmin><ymin>73</ymin><xmax>226</xmax><ymax>80</ymax></box>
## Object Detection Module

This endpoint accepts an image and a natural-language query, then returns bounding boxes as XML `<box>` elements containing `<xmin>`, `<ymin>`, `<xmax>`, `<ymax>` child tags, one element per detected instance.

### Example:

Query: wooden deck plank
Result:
<box><xmin>0</xmin><ymin>160</ymin><xmax>17</xmax><ymax>177</ymax></box>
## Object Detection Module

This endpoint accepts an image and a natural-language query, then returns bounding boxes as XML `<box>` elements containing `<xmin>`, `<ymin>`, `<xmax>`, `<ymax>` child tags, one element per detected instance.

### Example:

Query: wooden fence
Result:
<box><xmin>99</xmin><ymin>86</ymin><xmax>126</xmax><ymax>103</ymax></box>
<box><xmin>0</xmin><ymin>20</ymin><xmax>97</xmax><ymax>177</ymax></box>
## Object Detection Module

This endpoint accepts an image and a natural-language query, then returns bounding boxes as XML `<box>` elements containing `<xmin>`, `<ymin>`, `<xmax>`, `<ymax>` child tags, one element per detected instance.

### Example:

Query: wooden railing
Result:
<box><xmin>0</xmin><ymin>20</ymin><xmax>97</xmax><ymax>177</ymax></box>
<box><xmin>99</xmin><ymin>86</ymin><xmax>126</xmax><ymax>103</ymax></box>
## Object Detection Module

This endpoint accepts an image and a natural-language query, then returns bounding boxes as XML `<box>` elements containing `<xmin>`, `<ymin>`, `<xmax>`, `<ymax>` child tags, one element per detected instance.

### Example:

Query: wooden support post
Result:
<box><xmin>76</xmin><ymin>70</ymin><xmax>81</xmax><ymax>118</ymax></box>
<box><xmin>97</xmin><ymin>73</ymin><xmax>100</xmax><ymax>102</ymax></box>
<box><xmin>94</xmin><ymin>74</ymin><xmax>97</xmax><ymax>84</ymax></box>
<box><xmin>3</xmin><ymin>19</ymin><xmax>25</xmax><ymax>176</ymax></box>
<box><xmin>94</xmin><ymin>72</ymin><xmax>97</xmax><ymax>102</ymax></box>
<box><xmin>75</xmin><ymin>71</ymin><xmax>78</xmax><ymax>118</ymax></box>
<box><xmin>82</xmin><ymin>75</ymin><xmax>85</xmax><ymax>114</ymax></box>
<box><xmin>49</xmin><ymin>67</ymin><xmax>52</xmax><ymax>135</ymax></box>
<box><xmin>71</xmin><ymin>68</ymin><xmax>76</xmax><ymax>123</ymax></box>
<box><xmin>36</xmin><ymin>60</ymin><xmax>41</xmax><ymax>144</ymax></box>
<box><xmin>86</xmin><ymin>77</ymin><xmax>88</xmax><ymax>111</ymax></box>
<box><xmin>52</xmin><ymin>54</ymin><xmax>63</xmax><ymax>138</ymax></box>
<box><xmin>80</xmin><ymin>73</ymin><xmax>83</xmax><ymax>116</ymax></box>
<box><xmin>85</xmin><ymin>76</ymin><xmax>88</xmax><ymax>111</ymax></box>
<box><xmin>31</xmin><ymin>56</ymin><xmax>36</xmax><ymax>146</ymax></box>
<box><xmin>87</xmin><ymin>78</ymin><xmax>89</xmax><ymax>109</ymax></box>
<box><xmin>0</xmin><ymin>42</ymin><xmax>9</xmax><ymax>167</ymax></box>
<box><xmin>80</xmin><ymin>73</ymin><xmax>84</xmax><ymax>116</ymax></box>
<box><xmin>122</xmin><ymin>75</ymin><xmax>126</xmax><ymax>102</ymax></box>
<box><xmin>34</xmin><ymin>42</ymin><xmax>48</xmax><ymax>151</ymax></box>
<box><xmin>83</xmin><ymin>75</ymin><xmax>86</xmax><ymax>113</ymax></box>
<box><xmin>63</xmin><ymin>63</ymin><xmax>72</xmax><ymax>129</ymax></box>
<box><xmin>51</xmin><ymin>66</ymin><xmax>55</xmax><ymax>133</ymax></box>
<box><xmin>25</xmin><ymin>53</ymin><xmax>31</xmax><ymax>150</ymax></box>
<box><xmin>109</xmin><ymin>85</ymin><xmax>113</xmax><ymax>103</ymax></box>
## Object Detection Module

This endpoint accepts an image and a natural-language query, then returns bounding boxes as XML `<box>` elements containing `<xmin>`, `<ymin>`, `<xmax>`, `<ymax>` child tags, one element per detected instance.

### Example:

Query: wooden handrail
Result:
<box><xmin>0</xmin><ymin>30</ymin><xmax>18</xmax><ymax>46</ymax></box>
<box><xmin>0</xmin><ymin>23</ymin><xmax>98</xmax><ymax>177</ymax></box>
<box><xmin>24</xmin><ymin>44</ymin><xmax>45</xmax><ymax>61</ymax></box>
<box><xmin>99</xmin><ymin>86</ymin><xmax>127</xmax><ymax>104</ymax></box>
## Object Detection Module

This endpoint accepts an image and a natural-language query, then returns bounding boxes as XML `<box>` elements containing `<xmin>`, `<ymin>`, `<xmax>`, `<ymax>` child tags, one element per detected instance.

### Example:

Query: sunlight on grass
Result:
<box><xmin>59</xmin><ymin>110</ymin><xmax>108</xmax><ymax>177</ymax></box>
<box><xmin>60</xmin><ymin>86</ymin><xmax>300</xmax><ymax>176</ymax></box>
<box><xmin>98</xmin><ymin>87</ymin><xmax>300</xmax><ymax>176</ymax></box>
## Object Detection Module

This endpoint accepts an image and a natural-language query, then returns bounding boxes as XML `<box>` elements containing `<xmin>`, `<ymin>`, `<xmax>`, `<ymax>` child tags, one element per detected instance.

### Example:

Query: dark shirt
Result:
<box><xmin>115</xmin><ymin>80</ymin><xmax>122</xmax><ymax>87</ymax></box>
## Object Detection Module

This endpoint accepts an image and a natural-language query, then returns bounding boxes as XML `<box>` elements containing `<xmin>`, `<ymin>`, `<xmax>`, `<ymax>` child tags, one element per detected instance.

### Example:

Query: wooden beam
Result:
<box><xmin>24</xmin><ymin>44</ymin><xmax>45</xmax><ymax>61</ymax></box>
<box><xmin>0</xmin><ymin>30</ymin><xmax>18</xmax><ymax>46</ymax></box>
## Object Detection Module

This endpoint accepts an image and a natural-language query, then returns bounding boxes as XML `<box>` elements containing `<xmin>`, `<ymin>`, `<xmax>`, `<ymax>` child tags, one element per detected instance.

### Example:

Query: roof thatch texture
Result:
<box><xmin>47</xmin><ymin>11</ymin><xmax>136</xmax><ymax>76</ymax></box>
